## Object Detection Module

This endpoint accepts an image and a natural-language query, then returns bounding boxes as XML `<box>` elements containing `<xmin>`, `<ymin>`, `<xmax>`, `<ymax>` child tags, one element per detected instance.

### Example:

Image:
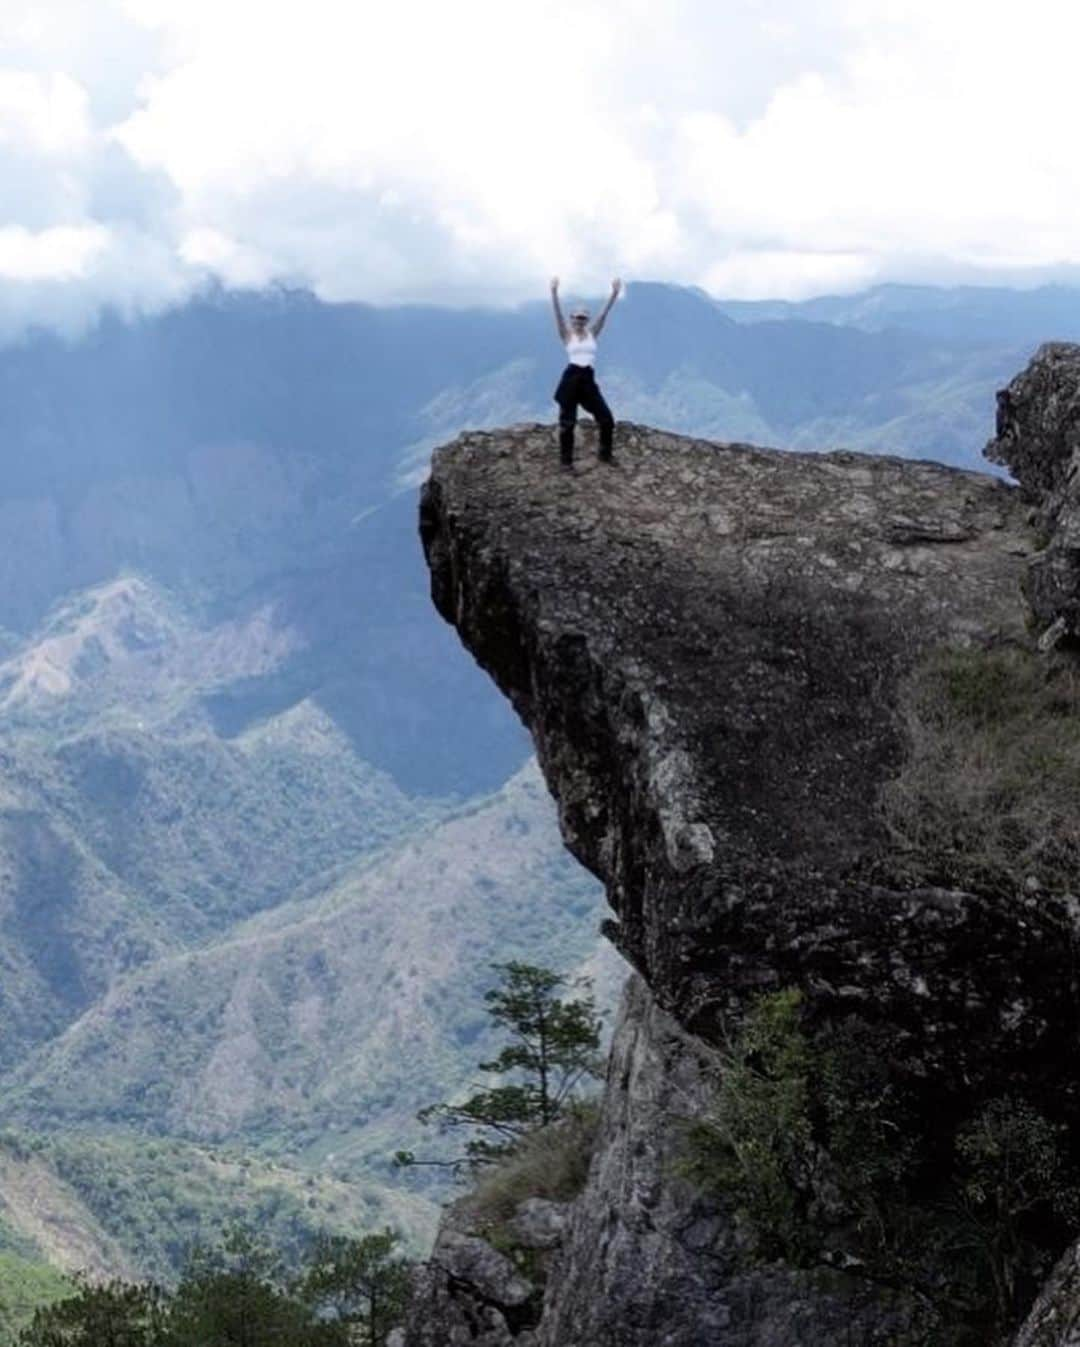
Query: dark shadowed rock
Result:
<box><xmin>415</xmin><ymin>418</ymin><xmax>1080</xmax><ymax>1344</ymax></box>
<box><xmin>1014</xmin><ymin>1237</ymin><xmax>1080</xmax><ymax>1347</ymax></box>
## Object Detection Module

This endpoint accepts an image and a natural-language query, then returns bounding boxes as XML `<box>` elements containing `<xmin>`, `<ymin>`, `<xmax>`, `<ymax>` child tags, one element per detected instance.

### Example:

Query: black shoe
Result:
<box><xmin>598</xmin><ymin>452</ymin><xmax>617</xmax><ymax>465</ymax></box>
<box><xmin>560</xmin><ymin>460</ymin><xmax>575</xmax><ymax>472</ymax></box>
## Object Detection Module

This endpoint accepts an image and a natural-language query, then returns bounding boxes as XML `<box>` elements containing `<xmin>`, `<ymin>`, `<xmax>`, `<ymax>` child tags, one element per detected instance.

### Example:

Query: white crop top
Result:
<box><xmin>565</xmin><ymin>330</ymin><xmax>597</xmax><ymax>367</ymax></box>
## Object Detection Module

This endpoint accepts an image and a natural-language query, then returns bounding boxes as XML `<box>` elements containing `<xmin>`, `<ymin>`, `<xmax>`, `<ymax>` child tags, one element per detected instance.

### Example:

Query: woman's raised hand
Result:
<box><xmin>550</xmin><ymin>276</ymin><xmax>560</xmax><ymax>293</ymax></box>
<box><xmin>611</xmin><ymin>277</ymin><xmax>622</xmax><ymax>296</ymax></box>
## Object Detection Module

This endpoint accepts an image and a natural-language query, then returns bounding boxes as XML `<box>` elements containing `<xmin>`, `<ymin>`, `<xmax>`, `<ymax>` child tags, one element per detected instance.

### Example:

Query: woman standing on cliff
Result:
<box><xmin>550</xmin><ymin>276</ymin><xmax>621</xmax><ymax>469</ymax></box>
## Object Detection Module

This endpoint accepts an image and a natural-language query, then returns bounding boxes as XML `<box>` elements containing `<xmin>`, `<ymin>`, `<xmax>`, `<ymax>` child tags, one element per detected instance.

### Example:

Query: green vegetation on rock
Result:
<box><xmin>685</xmin><ymin>990</ymin><xmax>1077</xmax><ymax>1343</ymax></box>
<box><xmin>884</xmin><ymin>645</ymin><xmax>1080</xmax><ymax>893</ymax></box>
<box><xmin>462</xmin><ymin>1102</ymin><xmax>599</xmax><ymax>1235</ymax></box>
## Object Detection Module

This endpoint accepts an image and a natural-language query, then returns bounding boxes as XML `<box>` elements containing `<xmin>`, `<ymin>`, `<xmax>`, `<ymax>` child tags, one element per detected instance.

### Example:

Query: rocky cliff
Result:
<box><xmin>989</xmin><ymin>343</ymin><xmax>1080</xmax><ymax>645</ymax></box>
<box><xmin>411</xmin><ymin>347</ymin><xmax>1080</xmax><ymax>1345</ymax></box>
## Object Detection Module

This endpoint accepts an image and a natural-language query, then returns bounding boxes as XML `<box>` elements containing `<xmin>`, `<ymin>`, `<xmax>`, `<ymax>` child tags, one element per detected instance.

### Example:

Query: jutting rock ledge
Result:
<box><xmin>408</xmin><ymin>346</ymin><xmax>1080</xmax><ymax>1346</ymax></box>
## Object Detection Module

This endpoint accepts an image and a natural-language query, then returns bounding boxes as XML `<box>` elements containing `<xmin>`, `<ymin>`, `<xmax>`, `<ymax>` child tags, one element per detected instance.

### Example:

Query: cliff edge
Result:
<box><xmin>412</xmin><ymin>348</ymin><xmax>1080</xmax><ymax>1345</ymax></box>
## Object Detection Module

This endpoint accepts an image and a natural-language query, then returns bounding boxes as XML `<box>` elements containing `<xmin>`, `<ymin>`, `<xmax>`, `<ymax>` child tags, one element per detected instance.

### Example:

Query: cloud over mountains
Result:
<box><xmin>2</xmin><ymin>0</ymin><xmax>1079</xmax><ymax>335</ymax></box>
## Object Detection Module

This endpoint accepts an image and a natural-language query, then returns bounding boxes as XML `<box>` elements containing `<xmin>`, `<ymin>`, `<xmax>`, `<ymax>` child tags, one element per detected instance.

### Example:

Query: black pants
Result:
<box><xmin>553</xmin><ymin>364</ymin><xmax>614</xmax><ymax>464</ymax></box>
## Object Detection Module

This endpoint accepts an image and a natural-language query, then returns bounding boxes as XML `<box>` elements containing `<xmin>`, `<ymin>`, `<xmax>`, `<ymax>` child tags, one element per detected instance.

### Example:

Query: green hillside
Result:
<box><xmin>0</xmin><ymin>564</ymin><xmax>612</xmax><ymax>1288</ymax></box>
<box><xmin>0</xmin><ymin>576</ymin><xmax>448</xmax><ymax>1073</ymax></box>
<box><xmin>0</xmin><ymin>1131</ymin><xmax>435</xmax><ymax>1288</ymax></box>
<box><xmin>3</xmin><ymin>763</ymin><xmax>612</xmax><ymax>1164</ymax></box>
<box><xmin>0</xmin><ymin>1253</ymin><xmax>69</xmax><ymax>1346</ymax></box>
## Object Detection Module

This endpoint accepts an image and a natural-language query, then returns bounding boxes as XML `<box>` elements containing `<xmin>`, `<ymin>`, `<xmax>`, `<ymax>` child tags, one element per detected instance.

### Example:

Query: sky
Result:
<box><xmin>2</xmin><ymin>0</ymin><xmax>1080</xmax><ymax>335</ymax></box>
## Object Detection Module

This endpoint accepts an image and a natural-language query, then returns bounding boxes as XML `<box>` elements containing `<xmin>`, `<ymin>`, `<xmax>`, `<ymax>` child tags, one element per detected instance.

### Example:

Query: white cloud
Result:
<box><xmin>178</xmin><ymin>227</ymin><xmax>276</xmax><ymax>288</ymax></box>
<box><xmin>0</xmin><ymin>0</ymin><xmax>1079</xmax><ymax>331</ymax></box>
<box><xmin>0</xmin><ymin>224</ymin><xmax>108</xmax><ymax>280</ymax></box>
<box><xmin>702</xmin><ymin>249</ymin><xmax>878</xmax><ymax>302</ymax></box>
<box><xmin>0</xmin><ymin>70</ymin><xmax>90</xmax><ymax>154</ymax></box>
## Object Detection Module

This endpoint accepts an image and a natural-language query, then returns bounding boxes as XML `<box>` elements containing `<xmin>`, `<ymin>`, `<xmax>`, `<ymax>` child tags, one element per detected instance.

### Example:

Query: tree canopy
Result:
<box><xmin>16</xmin><ymin>1227</ymin><xmax>409</xmax><ymax>1347</ymax></box>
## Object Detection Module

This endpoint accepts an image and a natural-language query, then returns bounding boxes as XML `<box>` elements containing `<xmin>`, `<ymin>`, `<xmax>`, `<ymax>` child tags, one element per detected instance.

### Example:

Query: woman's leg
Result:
<box><xmin>554</xmin><ymin>368</ymin><xmax>582</xmax><ymax>466</ymax></box>
<box><xmin>579</xmin><ymin>380</ymin><xmax>615</xmax><ymax>460</ymax></box>
<box><xmin>557</xmin><ymin>397</ymin><xmax>578</xmax><ymax>465</ymax></box>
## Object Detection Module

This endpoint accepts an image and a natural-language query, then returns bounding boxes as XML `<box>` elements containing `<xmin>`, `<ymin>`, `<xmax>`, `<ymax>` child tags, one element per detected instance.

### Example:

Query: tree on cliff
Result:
<box><xmin>398</xmin><ymin>961</ymin><xmax>603</xmax><ymax>1168</ymax></box>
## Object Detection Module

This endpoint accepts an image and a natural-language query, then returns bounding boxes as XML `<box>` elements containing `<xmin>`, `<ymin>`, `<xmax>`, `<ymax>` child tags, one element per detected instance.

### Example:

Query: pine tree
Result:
<box><xmin>17</xmin><ymin>1278</ymin><xmax>167</xmax><ymax>1347</ymax></box>
<box><xmin>399</xmin><ymin>961</ymin><xmax>603</xmax><ymax>1168</ymax></box>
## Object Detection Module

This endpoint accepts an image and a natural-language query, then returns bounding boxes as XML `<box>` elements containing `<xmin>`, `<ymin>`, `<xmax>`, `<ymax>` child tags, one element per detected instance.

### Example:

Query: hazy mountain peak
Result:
<box><xmin>0</xmin><ymin>574</ymin><xmax>178</xmax><ymax>712</ymax></box>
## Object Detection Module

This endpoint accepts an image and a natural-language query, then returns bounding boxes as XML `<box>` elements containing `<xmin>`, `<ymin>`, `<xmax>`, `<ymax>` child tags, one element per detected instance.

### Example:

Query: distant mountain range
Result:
<box><xmin>0</xmin><ymin>278</ymin><xmax>1075</xmax><ymax>1295</ymax></box>
<box><xmin>712</xmin><ymin>280</ymin><xmax>1080</xmax><ymax>344</ymax></box>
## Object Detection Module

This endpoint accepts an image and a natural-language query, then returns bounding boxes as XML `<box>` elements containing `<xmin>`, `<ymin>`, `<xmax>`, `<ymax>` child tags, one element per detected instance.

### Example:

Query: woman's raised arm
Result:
<box><xmin>591</xmin><ymin>278</ymin><xmax>622</xmax><ymax>336</ymax></box>
<box><xmin>550</xmin><ymin>276</ymin><xmax>568</xmax><ymax>342</ymax></box>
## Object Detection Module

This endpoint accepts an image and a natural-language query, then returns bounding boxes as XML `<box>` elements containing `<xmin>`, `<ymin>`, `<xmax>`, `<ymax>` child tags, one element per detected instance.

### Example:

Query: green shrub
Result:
<box><xmin>952</xmin><ymin>1097</ymin><xmax>1079</xmax><ymax>1326</ymax></box>
<box><xmin>679</xmin><ymin>990</ymin><xmax>917</xmax><ymax>1266</ymax></box>
<box><xmin>683</xmin><ymin>989</ymin><xmax>817</xmax><ymax>1262</ymax></box>
<box><xmin>684</xmin><ymin>990</ymin><xmax>1077</xmax><ymax>1342</ymax></box>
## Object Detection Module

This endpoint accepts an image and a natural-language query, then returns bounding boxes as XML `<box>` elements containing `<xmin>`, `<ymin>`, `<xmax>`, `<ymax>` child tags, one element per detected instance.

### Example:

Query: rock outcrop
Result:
<box><xmin>1015</xmin><ymin>1239</ymin><xmax>1080</xmax><ymax>1347</ymax></box>
<box><xmin>989</xmin><ymin>348</ymin><xmax>1080</xmax><ymax>1347</ymax></box>
<box><xmin>988</xmin><ymin>342</ymin><xmax>1080</xmax><ymax>644</ymax></box>
<box><xmin>405</xmin><ymin>1223</ymin><xmax>540</xmax><ymax>1347</ymax></box>
<box><xmin>535</xmin><ymin>975</ymin><xmax>930</xmax><ymax>1347</ymax></box>
<box><xmin>414</xmin><ymin>377</ymin><xmax>1080</xmax><ymax>1344</ymax></box>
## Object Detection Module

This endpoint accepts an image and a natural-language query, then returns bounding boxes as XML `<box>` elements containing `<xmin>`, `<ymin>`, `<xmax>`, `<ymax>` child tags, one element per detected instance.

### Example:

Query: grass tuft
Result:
<box><xmin>461</xmin><ymin>1102</ymin><xmax>600</xmax><ymax>1234</ymax></box>
<box><xmin>882</xmin><ymin>645</ymin><xmax>1080</xmax><ymax>893</ymax></box>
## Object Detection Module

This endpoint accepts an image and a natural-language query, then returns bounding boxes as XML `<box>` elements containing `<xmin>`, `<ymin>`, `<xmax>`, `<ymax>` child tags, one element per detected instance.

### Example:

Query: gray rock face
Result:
<box><xmin>537</xmin><ymin>976</ymin><xmax>924</xmax><ymax>1347</ymax></box>
<box><xmin>987</xmin><ymin>342</ymin><xmax>1080</xmax><ymax>641</ymax></box>
<box><xmin>1014</xmin><ymin>1237</ymin><xmax>1080</xmax><ymax>1347</ymax></box>
<box><xmin>979</xmin><ymin>343</ymin><xmax>1080</xmax><ymax>1347</ymax></box>
<box><xmin>538</xmin><ymin>975</ymin><xmax>730</xmax><ymax>1346</ymax></box>
<box><xmin>437</xmin><ymin>1232</ymin><xmax>536</xmax><ymax>1309</ymax></box>
<box><xmin>505</xmin><ymin>1200</ymin><xmax>567</xmax><ymax>1251</ymax></box>
<box><xmin>417</xmin><ymin>414</ymin><xmax>1080</xmax><ymax>1343</ymax></box>
<box><xmin>402</xmin><ymin>1221</ymin><xmax>540</xmax><ymax>1347</ymax></box>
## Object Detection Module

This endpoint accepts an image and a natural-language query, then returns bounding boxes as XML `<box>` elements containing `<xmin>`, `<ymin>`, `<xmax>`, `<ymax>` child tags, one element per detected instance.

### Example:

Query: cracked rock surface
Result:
<box><xmin>402</xmin><ymin>1223</ymin><xmax>539</xmax><ymax>1347</ymax></box>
